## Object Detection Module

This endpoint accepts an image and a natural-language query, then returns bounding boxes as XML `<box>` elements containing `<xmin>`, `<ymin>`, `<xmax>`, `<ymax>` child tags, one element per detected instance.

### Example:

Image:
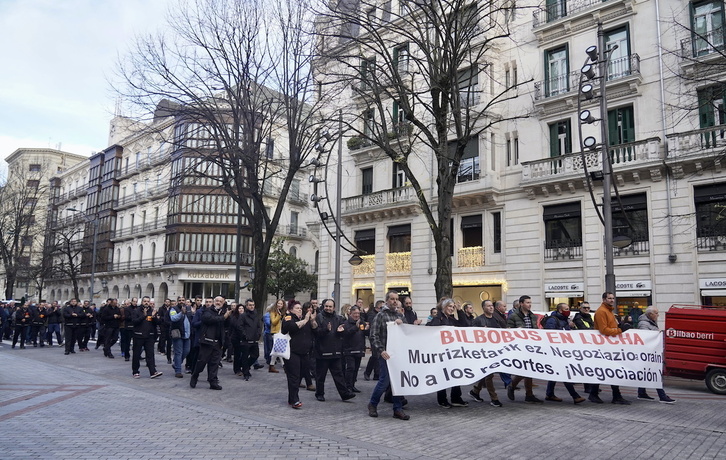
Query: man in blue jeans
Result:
<box><xmin>169</xmin><ymin>299</ymin><xmax>192</xmax><ymax>378</ymax></box>
<box><xmin>367</xmin><ymin>291</ymin><xmax>409</xmax><ymax>420</ymax></box>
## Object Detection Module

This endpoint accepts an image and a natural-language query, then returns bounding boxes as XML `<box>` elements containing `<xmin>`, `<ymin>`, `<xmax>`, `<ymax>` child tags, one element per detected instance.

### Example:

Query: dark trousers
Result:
<box><xmin>64</xmin><ymin>326</ymin><xmax>77</xmax><ymax>352</ymax></box>
<box><xmin>104</xmin><ymin>327</ymin><xmax>119</xmax><ymax>356</ymax></box>
<box><xmin>364</xmin><ymin>353</ymin><xmax>379</xmax><ymax>379</ymax></box>
<box><xmin>30</xmin><ymin>325</ymin><xmax>43</xmax><ymax>345</ymax></box>
<box><xmin>187</xmin><ymin>345</ymin><xmax>200</xmax><ymax>372</ymax></box>
<box><xmin>343</xmin><ymin>354</ymin><xmax>362</xmax><ymax>391</ymax></box>
<box><xmin>315</xmin><ymin>357</ymin><xmax>350</xmax><ymax>398</ymax></box>
<box><xmin>76</xmin><ymin>326</ymin><xmax>90</xmax><ymax>349</ymax></box>
<box><xmin>590</xmin><ymin>384</ymin><xmax>623</xmax><ymax>400</ymax></box>
<box><xmin>192</xmin><ymin>343</ymin><xmax>222</xmax><ymax>384</ymax></box>
<box><xmin>546</xmin><ymin>381</ymin><xmax>581</xmax><ymax>399</ymax></box>
<box><xmin>284</xmin><ymin>352</ymin><xmax>307</xmax><ymax>405</ymax></box>
<box><xmin>120</xmin><ymin>328</ymin><xmax>132</xmax><ymax>358</ymax></box>
<box><xmin>12</xmin><ymin>325</ymin><xmax>28</xmax><ymax>347</ymax></box>
<box><xmin>437</xmin><ymin>386</ymin><xmax>463</xmax><ymax>405</ymax></box>
<box><xmin>132</xmin><ymin>337</ymin><xmax>157</xmax><ymax>375</ymax></box>
<box><xmin>239</xmin><ymin>341</ymin><xmax>259</xmax><ymax>376</ymax></box>
<box><xmin>96</xmin><ymin>325</ymin><xmax>106</xmax><ymax>349</ymax></box>
<box><xmin>232</xmin><ymin>341</ymin><xmax>243</xmax><ymax>374</ymax></box>
<box><xmin>46</xmin><ymin>323</ymin><xmax>62</xmax><ymax>345</ymax></box>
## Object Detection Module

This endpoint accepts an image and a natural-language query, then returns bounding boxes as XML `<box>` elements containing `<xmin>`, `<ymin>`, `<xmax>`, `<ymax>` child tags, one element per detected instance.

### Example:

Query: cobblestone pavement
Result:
<box><xmin>1</xmin><ymin>339</ymin><xmax>724</xmax><ymax>459</ymax></box>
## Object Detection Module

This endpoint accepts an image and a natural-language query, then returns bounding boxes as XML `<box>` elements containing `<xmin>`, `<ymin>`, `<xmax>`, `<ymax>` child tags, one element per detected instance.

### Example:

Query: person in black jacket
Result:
<box><xmin>119</xmin><ymin>300</ymin><xmax>135</xmax><ymax>361</ymax></box>
<box><xmin>236</xmin><ymin>299</ymin><xmax>262</xmax><ymax>381</ymax></box>
<box><xmin>101</xmin><ymin>299</ymin><xmax>121</xmax><ymax>358</ymax></box>
<box><xmin>342</xmin><ymin>305</ymin><xmax>367</xmax><ymax>393</ymax></box>
<box><xmin>281</xmin><ymin>300</ymin><xmax>317</xmax><ymax>408</ymax></box>
<box><xmin>76</xmin><ymin>302</ymin><xmax>95</xmax><ymax>351</ymax></box>
<box><xmin>12</xmin><ymin>302</ymin><xmax>32</xmax><ymax>349</ymax></box>
<box><xmin>45</xmin><ymin>301</ymin><xmax>63</xmax><ymax>346</ymax></box>
<box><xmin>131</xmin><ymin>296</ymin><xmax>162</xmax><ymax>379</ymax></box>
<box><xmin>62</xmin><ymin>299</ymin><xmax>82</xmax><ymax>354</ymax></box>
<box><xmin>30</xmin><ymin>303</ymin><xmax>48</xmax><ymax>347</ymax></box>
<box><xmin>190</xmin><ymin>296</ymin><xmax>230</xmax><ymax>390</ymax></box>
<box><xmin>428</xmin><ymin>298</ymin><xmax>469</xmax><ymax>408</ymax></box>
<box><xmin>314</xmin><ymin>299</ymin><xmax>356</xmax><ymax>402</ymax></box>
<box><xmin>228</xmin><ymin>303</ymin><xmax>246</xmax><ymax>376</ymax></box>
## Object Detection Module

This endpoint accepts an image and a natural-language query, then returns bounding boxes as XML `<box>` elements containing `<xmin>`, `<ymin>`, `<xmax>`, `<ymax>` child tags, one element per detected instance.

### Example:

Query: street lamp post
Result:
<box><xmin>577</xmin><ymin>23</ymin><xmax>628</xmax><ymax>314</ymax></box>
<box><xmin>333</xmin><ymin>110</ymin><xmax>343</xmax><ymax>309</ymax></box>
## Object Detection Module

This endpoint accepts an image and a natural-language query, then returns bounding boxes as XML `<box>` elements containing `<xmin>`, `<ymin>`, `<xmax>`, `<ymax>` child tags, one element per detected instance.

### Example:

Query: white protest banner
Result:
<box><xmin>385</xmin><ymin>323</ymin><xmax>664</xmax><ymax>396</ymax></box>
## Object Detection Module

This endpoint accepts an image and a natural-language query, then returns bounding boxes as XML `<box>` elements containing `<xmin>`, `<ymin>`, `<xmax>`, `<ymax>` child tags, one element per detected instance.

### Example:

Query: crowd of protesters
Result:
<box><xmin>1</xmin><ymin>290</ymin><xmax>673</xmax><ymax>420</ymax></box>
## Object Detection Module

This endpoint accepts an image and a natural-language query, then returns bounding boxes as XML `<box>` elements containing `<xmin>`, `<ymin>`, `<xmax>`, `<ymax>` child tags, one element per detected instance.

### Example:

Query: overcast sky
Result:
<box><xmin>0</xmin><ymin>0</ymin><xmax>172</xmax><ymax>170</ymax></box>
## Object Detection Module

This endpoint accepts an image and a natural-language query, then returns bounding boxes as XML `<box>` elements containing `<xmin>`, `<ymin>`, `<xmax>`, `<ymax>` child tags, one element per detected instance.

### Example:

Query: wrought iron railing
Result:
<box><xmin>544</xmin><ymin>239</ymin><xmax>582</xmax><ymax>261</ymax></box>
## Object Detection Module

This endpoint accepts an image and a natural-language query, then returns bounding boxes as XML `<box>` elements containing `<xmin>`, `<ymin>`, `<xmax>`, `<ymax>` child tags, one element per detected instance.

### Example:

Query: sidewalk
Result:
<box><xmin>0</xmin><ymin>340</ymin><xmax>724</xmax><ymax>459</ymax></box>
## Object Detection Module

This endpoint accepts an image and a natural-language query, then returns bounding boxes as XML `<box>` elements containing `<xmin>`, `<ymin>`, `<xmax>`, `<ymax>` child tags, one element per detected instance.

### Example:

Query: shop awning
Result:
<box><xmin>617</xmin><ymin>291</ymin><xmax>651</xmax><ymax>297</ymax></box>
<box><xmin>701</xmin><ymin>289</ymin><xmax>726</xmax><ymax>296</ymax></box>
<box><xmin>545</xmin><ymin>291</ymin><xmax>584</xmax><ymax>298</ymax></box>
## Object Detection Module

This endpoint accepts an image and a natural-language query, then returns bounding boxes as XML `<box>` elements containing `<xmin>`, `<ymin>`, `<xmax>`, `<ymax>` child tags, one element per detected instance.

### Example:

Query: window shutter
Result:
<box><xmin>549</xmin><ymin>122</ymin><xmax>559</xmax><ymax>157</ymax></box>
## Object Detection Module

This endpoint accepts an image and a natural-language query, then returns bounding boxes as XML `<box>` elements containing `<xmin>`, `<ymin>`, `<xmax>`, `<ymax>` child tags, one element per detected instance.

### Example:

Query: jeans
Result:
<box><xmin>369</xmin><ymin>358</ymin><xmax>402</xmax><ymax>411</ymax></box>
<box><xmin>46</xmin><ymin>323</ymin><xmax>62</xmax><ymax>345</ymax></box>
<box><xmin>263</xmin><ymin>333</ymin><xmax>273</xmax><ymax>364</ymax></box>
<box><xmin>172</xmin><ymin>337</ymin><xmax>191</xmax><ymax>374</ymax></box>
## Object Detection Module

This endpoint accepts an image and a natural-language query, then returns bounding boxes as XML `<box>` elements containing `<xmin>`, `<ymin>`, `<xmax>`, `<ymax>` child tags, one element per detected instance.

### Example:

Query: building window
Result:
<box><xmin>605</xmin><ymin>26</ymin><xmax>631</xmax><ymax>79</ymax></box>
<box><xmin>691</xmin><ymin>1</ymin><xmax>725</xmax><ymax>57</ymax></box>
<box><xmin>362</xmin><ymin>167</ymin><xmax>373</xmax><ymax>195</ymax></box>
<box><xmin>612</xmin><ymin>193</ymin><xmax>650</xmax><ymax>255</ymax></box>
<box><xmin>265</xmin><ymin>137</ymin><xmax>275</xmax><ymax>159</ymax></box>
<box><xmin>393</xmin><ymin>161</ymin><xmax>406</xmax><ymax>188</ymax></box>
<box><xmin>695</xmin><ymin>182</ymin><xmax>726</xmax><ymax>250</ymax></box>
<box><xmin>545</xmin><ymin>0</ymin><xmax>566</xmax><ymax>23</ymax></box>
<box><xmin>290</xmin><ymin>179</ymin><xmax>301</xmax><ymax>201</ymax></box>
<box><xmin>549</xmin><ymin>119</ymin><xmax>572</xmax><ymax>157</ymax></box>
<box><xmin>457</xmin><ymin>66</ymin><xmax>480</xmax><ymax>107</ymax></box>
<box><xmin>354</xmin><ymin>228</ymin><xmax>376</xmax><ymax>255</ymax></box>
<box><xmin>461</xmin><ymin>215</ymin><xmax>483</xmax><ymax>248</ymax></box>
<box><xmin>364</xmin><ymin>109</ymin><xmax>375</xmax><ymax>138</ymax></box>
<box><xmin>394</xmin><ymin>43</ymin><xmax>409</xmax><ymax>74</ymax></box>
<box><xmin>360</xmin><ymin>57</ymin><xmax>375</xmax><ymax>91</ymax></box>
<box><xmin>388</xmin><ymin>224</ymin><xmax>411</xmax><ymax>253</ymax></box>
<box><xmin>450</xmin><ymin>136</ymin><xmax>480</xmax><ymax>183</ymax></box>
<box><xmin>29</xmin><ymin>164</ymin><xmax>41</xmax><ymax>172</ymax></box>
<box><xmin>27</xmin><ymin>180</ymin><xmax>39</xmax><ymax>189</ymax></box>
<box><xmin>608</xmin><ymin>105</ymin><xmax>635</xmax><ymax>145</ymax></box>
<box><xmin>493</xmin><ymin>211</ymin><xmax>502</xmax><ymax>253</ymax></box>
<box><xmin>698</xmin><ymin>84</ymin><xmax>726</xmax><ymax>147</ymax></box>
<box><xmin>545</xmin><ymin>45</ymin><xmax>569</xmax><ymax>97</ymax></box>
<box><xmin>290</xmin><ymin>211</ymin><xmax>299</xmax><ymax>235</ymax></box>
<box><xmin>543</xmin><ymin>202</ymin><xmax>582</xmax><ymax>260</ymax></box>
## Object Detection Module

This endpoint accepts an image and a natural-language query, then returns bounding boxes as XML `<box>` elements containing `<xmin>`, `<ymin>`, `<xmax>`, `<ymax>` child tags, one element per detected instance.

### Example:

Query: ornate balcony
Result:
<box><xmin>458</xmin><ymin>246</ymin><xmax>485</xmax><ymax>268</ymax></box>
<box><xmin>666</xmin><ymin>125</ymin><xmax>726</xmax><ymax>177</ymax></box>
<box><xmin>352</xmin><ymin>255</ymin><xmax>376</xmax><ymax>277</ymax></box>
<box><xmin>521</xmin><ymin>137</ymin><xmax>662</xmax><ymax>198</ymax></box>
<box><xmin>386</xmin><ymin>251</ymin><xmax>411</xmax><ymax>274</ymax></box>
<box><xmin>342</xmin><ymin>186</ymin><xmax>419</xmax><ymax>224</ymax></box>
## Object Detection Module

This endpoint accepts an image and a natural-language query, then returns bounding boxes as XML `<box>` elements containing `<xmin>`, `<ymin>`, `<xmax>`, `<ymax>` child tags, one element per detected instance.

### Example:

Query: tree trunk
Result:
<box><xmin>4</xmin><ymin>272</ymin><xmax>14</xmax><ymax>300</ymax></box>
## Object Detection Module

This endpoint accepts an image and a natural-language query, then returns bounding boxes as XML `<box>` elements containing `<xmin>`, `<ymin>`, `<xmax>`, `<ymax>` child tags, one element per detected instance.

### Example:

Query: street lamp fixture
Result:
<box><xmin>348</xmin><ymin>254</ymin><xmax>364</xmax><ymax>266</ymax></box>
<box><xmin>612</xmin><ymin>235</ymin><xmax>633</xmax><ymax>249</ymax></box>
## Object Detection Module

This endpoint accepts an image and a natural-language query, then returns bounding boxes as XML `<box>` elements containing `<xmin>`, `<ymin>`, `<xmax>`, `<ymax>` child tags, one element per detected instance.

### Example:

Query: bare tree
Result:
<box><xmin>0</xmin><ymin>174</ymin><xmax>48</xmax><ymax>299</ymax></box>
<box><xmin>47</xmin><ymin>224</ymin><xmax>86</xmax><ymax>300</ymax></box>
<box><xmin>316</xmin><ymin>0</ymin><xmax>530</xmax><ymax>298</ymax></box>
<box><xmin>115</xmin><ymin>0</ymin><xmax>324</xmax><ymax>308</ymax></box>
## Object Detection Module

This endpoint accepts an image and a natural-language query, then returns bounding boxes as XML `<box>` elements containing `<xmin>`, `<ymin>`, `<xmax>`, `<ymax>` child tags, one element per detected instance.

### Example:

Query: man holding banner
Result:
<box><xmin>367</xmin><ymin>291</ymin><xmax>409</xmax><ymax>420</ymax></box>
<box><xmin>588</xmin><ymin>292</ymin><xmax>632</xmax><ymax>405</ymax></box>
<box><xmin>506</xmin><ymin>295</ymin><xmax>544</xmax><ymax>404</ymax></box>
